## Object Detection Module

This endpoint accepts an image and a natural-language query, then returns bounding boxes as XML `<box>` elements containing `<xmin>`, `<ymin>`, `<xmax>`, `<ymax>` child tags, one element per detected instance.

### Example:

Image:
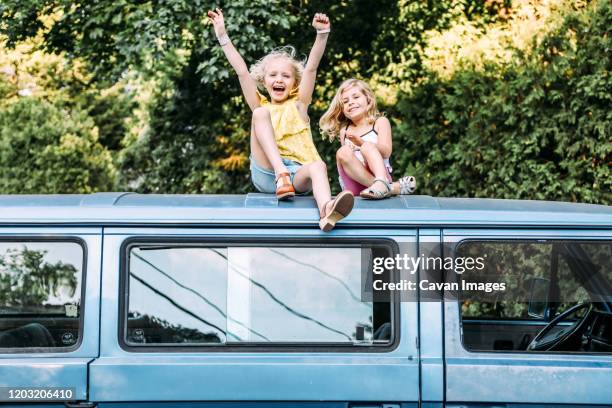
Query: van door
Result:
<box><xmin>0</xmin><ymin>228</ymin><xmax>101</xmax><ymax>405</ymax></box>
<box><xmin>442</xmin><ymin>229</ymin><xmax>612</xmax><ymax>407</ymax></box>
<box><xmin>90</xmin><ymin>227</ymin><xmax>419</xmax><ymax>407</ymax></box>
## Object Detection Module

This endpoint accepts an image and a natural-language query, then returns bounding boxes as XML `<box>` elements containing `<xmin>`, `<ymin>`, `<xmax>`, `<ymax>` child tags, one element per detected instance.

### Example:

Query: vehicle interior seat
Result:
<box><xmin>0</xmin><ymin>322</ymin><xmax>56</xmax><ymax>348</ymax></box>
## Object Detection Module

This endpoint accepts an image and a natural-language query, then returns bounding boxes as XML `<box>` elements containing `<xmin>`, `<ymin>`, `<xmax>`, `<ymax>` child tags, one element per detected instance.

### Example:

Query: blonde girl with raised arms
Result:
<box><xmin>207</xmin><ymin>8</ymin><xmax>353</xmax><ymax>231</ymax></box>
<box><xmin>320</xmin><ymin>79</ymin><xmax>416</xmax><ymax>199</ymax></box>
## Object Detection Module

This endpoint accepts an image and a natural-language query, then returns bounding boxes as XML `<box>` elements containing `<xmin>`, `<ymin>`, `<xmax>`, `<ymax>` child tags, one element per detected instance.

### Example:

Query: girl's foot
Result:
<box><xmin>389</xmin><ymin>176</ymin><xmax>417</xmax><ymax>195</ymax></box>
<box><xmin>275</xmin><ymin>172</ymin><xmax>295</xmax><ymax>200</ymax></box>
<box><xmin>396</xmin><ymin>176</ymin><xmax>416</xmax><ymax>195</ymax></box>
<box><xmin>319</xmin><ymin>191</ymin><xmax>354</xmax><ymax>232</ymax></box>
<box><xmin>360</xmin><ymin>178</ymin><xmax>393</xmax><ymax>199</ymax></box>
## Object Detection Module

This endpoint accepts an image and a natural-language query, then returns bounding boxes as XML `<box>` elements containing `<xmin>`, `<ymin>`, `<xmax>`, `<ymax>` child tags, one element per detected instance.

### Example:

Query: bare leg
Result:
<box><xmin>359</xmin><ymin>142</ymin><xmax>390</xmax><ymax>180</ymax></box>
<box><xmin>341</xmin><ymin>143</ymin><xmax>403</xmax><ymax>195</ymax></box>
<box><xmin>250</xmin><ymin>107</ymin><xmax>287</xmax><ymax>174</ymax></box>
<box><xmin>336</xmin><ymin>145</ymin><xmax>375</xmax><ymax>186</ymax></box>
<box><xmin>293</xmin><ymin>160</ymin><xmax>333</xmax><ymax>216</ymax></box>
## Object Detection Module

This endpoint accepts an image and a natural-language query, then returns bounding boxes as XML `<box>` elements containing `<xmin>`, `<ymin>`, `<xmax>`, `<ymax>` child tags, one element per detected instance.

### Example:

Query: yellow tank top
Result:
<box><xmin>258</xmin><ymin>93</ymin><xmax>321</xmax><ymax>165</ymax></box>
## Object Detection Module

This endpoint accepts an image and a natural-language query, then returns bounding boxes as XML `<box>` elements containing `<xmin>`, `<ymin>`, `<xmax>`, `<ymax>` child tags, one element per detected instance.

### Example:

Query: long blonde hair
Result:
<box><xmin>249</xmin><ymin>46</ymin><xmax>305</xmax><ymax>93</ymax></box>
<box><xmin>319</xmin><ymin>79</ymin><xmax>381</xmax><ymax>141</ymax></box>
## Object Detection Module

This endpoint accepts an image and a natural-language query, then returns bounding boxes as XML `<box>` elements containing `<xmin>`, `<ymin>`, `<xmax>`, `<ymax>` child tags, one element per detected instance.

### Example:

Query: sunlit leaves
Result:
<box><xmin>394</xmin><ymin>0</ymin><xmax>611</xmax><ymax>204</ymax></box>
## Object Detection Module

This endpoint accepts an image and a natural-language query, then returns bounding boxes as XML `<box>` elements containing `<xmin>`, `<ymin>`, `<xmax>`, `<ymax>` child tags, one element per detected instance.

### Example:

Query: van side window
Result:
<box><xmin>458</xmin><ymin>240</ymin><xmax>611</xmax><ymax>353</ymax></box>
<box><xmin>0</xmin><ymin>241</ymin><xmax>84</xmax><ymax>350</ymax></box>
<box><xmin>123</xmin><ymin>243</ymin><xmax>394</xmax><ymax>348</ymax></box>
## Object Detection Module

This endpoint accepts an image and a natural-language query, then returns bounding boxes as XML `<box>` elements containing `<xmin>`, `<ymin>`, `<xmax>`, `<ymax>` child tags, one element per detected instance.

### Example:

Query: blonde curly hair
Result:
<box><xmin>319</xmin><ymin>79</ymin><xmax>381</xmax><ymax>142</ymax></box>
<box><xmin>249</xmin><ymin>46</ymin><xmax>305</xmax><ymax>93</ymax></box>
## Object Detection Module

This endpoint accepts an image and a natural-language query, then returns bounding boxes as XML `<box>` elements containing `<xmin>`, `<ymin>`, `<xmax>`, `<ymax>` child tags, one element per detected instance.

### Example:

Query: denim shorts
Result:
<box><xmin>250</xmin><ymin>156</ymin><xmax>304</xmax><ymax>194</ymax></box>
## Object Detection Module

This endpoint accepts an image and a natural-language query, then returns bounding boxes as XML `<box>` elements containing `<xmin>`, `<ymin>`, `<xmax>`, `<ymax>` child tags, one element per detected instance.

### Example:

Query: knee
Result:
<box><xmin>336</xmin><ymin>145</ymin><xmax>353</xmax><ymax>163</ymax></box>
<box><xmin>310</xmin><ymin>160</ymin><xmax>328</xmax><ymax>175</ymax></box>
<box><xmin>252</xmin><ymin>106</ymin><xmax>270</xmax><ymax>122</ymax></box>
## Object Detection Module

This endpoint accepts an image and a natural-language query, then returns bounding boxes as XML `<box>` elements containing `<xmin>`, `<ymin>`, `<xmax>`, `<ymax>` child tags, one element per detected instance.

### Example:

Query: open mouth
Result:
<box><xmin>272</xmin><ymin>85</ymin><xmax>285</xmax><ymax>93</ymax></box>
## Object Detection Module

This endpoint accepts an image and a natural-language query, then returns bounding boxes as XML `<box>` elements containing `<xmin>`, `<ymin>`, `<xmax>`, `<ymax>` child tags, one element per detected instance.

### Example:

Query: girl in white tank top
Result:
<box><xmin>319</xmin><ymin>79</ymin><xmax>416</xmax><ymax>198</ymax></box>
<box><xmin>345</xmin><ymin>119</ymin><xmax>393</xmax><ymax>175</ymax></box>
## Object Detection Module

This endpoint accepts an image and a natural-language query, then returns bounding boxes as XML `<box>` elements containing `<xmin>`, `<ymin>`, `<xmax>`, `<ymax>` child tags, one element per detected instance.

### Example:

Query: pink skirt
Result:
<box><xmin>337</xmin><ymin>162</ymin><xmax>392</xmax><ymax>195</ymax></box>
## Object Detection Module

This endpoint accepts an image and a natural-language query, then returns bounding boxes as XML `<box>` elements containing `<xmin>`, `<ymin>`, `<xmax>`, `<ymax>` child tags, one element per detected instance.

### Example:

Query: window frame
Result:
<box><xmin>119</xmin><ymin>236</ymin><xmax>401</xmax><ymax>353</ymax></box>
<box><xmin>0</xmin><ymin>237</ymin><xmax>87</xmax><ymax>354</ymax></box>
<box><xmin>453</xmin><ymin>237</ymin><xmax>612</xmax><ymax>355</ymax></box>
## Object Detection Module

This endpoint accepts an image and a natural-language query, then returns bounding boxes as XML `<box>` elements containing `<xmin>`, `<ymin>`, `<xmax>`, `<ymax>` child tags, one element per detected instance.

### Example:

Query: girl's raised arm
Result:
<box><xmin>298</xmin><ymin>13</ymin><xmax>330</xmax><ymax>106</ymax></box>
<box><xmin>207</xmin><ymin>9</ymin><xmax>260</xmax><ymax>111</ymax></box>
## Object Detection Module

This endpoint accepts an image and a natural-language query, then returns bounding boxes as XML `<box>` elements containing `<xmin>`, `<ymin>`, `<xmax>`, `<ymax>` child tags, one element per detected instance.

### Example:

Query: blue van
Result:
<box><xmin>0</xmin><ymin>193</ymin><xmax>610</xmax><ymax>407</ymax></box>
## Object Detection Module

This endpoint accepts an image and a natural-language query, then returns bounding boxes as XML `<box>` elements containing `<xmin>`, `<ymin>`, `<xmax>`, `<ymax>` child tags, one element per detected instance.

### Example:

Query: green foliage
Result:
<box><xmin>118</xmin><ymin>52</ymin><xmax>250</xmax><ymax>193</ymax></box>
<box><xmin>0</xmin><ymin>247</ymin><xmax>77</xmax><ymax>307</ymax></box>
<box><xmin>117</xmin><ymin>1</ymin><xmax>298</xmax><ymax>193</ymax></box>
<box><xmin>0</xmin><ymin>34</ymin><xmax>136</xmax><ymax>148</ymax></box>
<box><xmin>196</xmin><ymin>0</ymin><xmax>299</xmax><ymax>84</ymax></box>
<box><xmin>1</xmin><ymin>0</ymin><xmax>210</xmax><ymax>81</ymax></box>
<box><xmin>0</xmin><ymin>97</ymin><xmax>116</xmax><ymax>193</ymax></box>
<box><xmin>75</xmin><ymin>86</ymin><xmax>137</xmax><ymax>152</ymax></box>
<box><xmin>0</xmin><ymin>0</ymin><xmax>609</xmax><ymax>203</ymax></box>
<box><xmin>393</xmin><ymin>0</ymin><xmax>611</xmax><ymax>204</ymax></box>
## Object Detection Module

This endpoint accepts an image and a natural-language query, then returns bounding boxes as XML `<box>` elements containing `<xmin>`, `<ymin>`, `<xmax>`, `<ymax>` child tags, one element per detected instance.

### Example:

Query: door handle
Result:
<box><xmin>65</xmin><ymin>402</ymin><xmax>96</xmax><ymax>408</ymax></box>
<box><xmin>350</xmin><ymin>404</ymin><xmax>400</xmax><ymax>408</ymax></box>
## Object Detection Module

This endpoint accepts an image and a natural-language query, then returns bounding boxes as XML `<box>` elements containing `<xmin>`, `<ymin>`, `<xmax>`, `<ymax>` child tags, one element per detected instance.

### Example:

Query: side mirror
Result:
<box><xmin>527</xmin><ymin>277</ymin><xmax>550</xmax><ymax>319</ymax></box>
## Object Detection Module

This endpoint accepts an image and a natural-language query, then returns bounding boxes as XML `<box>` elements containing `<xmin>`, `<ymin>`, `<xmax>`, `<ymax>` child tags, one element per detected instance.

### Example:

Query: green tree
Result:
<box><xmin>3</xmin><ymin>0</ymin><xmax>464</xmax><ymax>193</ymax></box>
<box><xmin>0</xmin><ymin>35</ymin><xmax>134</xmax><ymax>188</ymax></box>
<box><xmin>1</xmin><ymin>0</ymin><xmax>210</xmax><ymax>81</ymax></box>
<box><xmin>0</xmin><ymin>97</ymin><xmax>116</xmax><ymax>193</ymax></box>
<box><xmin>118</xmin><ymin>1</ymin><xmax>299</xmax><ymax>193</ymax></box>
<box><xmin>2</xmin><ymin>0</ymin><xmax>608</xmax><ymax>202</ymax></box>
<box><xmin>393</xmin><ymin>0</ymin><xmax>611</xmax><ymax>204</ymax></box>
<box><xmin>118</xmin><ymin>0</ymin><xmax>464</xmax><ymax>193</ymax></box>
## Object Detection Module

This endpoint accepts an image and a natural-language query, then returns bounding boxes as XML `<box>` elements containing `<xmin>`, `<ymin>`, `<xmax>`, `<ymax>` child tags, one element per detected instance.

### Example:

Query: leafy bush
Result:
<box><xmin>1</xmin><ymin>1</ymin><xmax>608</xmax><ymax>201</ymax></box>
<box><xmin>393</xmin><ymin>1</ymin><xmax>611</xmax><ymax>204</ymax></box>
<box><xmin>0</xmin><ymin>97</ymin><xmax>116</xmax><ymax>193</ymax></box>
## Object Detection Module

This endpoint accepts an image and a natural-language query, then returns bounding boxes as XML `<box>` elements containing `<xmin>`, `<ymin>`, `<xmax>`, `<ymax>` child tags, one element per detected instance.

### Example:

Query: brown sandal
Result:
<box><xmin>275</xmin><ymin>172</ymin><xmax>295</xmax><ymax>200</ymax></box>
<box><xmin>319</xmin><ymin>191</ymin><xmax>354</xmax><ymax>232</ymax></box>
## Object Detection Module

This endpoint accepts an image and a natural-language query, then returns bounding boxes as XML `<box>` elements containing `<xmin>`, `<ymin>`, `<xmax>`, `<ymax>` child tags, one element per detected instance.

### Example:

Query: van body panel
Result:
<box><xmin>443</xmin><ymin>229</ymin><xmax>612</xmax><ymax>405</ymax></box>
<box><xmin>90</xmin><ymin>356</ymin><xmax>416</xmax><ymax>401</ymax></box>
<box><xmin>445</xmin><ymin>354</ymin><xmax>612</xmax><ymax>404</ymax></box>
<box><xmin>420</xmin><ymin>404</ymin><xmax>443</xmax><ymax>408</ymax></box>
<box><xmin>417</xmin><ymin>231</ymin><xmax>444</xmax><ymax>403</ymax></box>
<box><xmin>446</xmin><ymin>405</ymin><xmax>612</xmax><ymax>408</ymax></box>
<box><xmin>0</xmin><ymin>195</ymin><xmax>609</xmax><ymax>228</ymax></box>
<box><xmin>444</xmin><ymin>229</ymin><xmax>612</xmax><ymax>238</ymax></box>
<box><xmin>91</xmin><ymin>229</ymin><xmax>420</xmax><ymax>403</ymax></box>
<box><xmin>419</xmin><ymin>347</ymin><xmax>444</xmax><ymax>403</ymax></box>
<box><xmin>0</xmin><ymin>358</ymin><xmax>90</xmax><ymax>400</ymax></box>
<box><xmin>95</xmin><ymin>404</ymin><xmax>417</xmax><ymax>408</ymax></box>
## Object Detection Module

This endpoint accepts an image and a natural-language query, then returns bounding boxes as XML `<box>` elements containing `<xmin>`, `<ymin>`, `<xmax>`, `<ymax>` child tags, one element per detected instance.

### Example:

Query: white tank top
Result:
<box><xmin>344</xmin><ymin>120</ymin><xmax>392</xmax><ymax>171</ymax></box>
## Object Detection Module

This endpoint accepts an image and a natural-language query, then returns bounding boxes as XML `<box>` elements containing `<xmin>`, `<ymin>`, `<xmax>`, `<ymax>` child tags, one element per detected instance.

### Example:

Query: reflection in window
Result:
<box><xmin>0</xmin><ymin>242</ymin><xmax>83</xmax><ymax>349</ymax></box>
<box><xmin>126</xmin><ymin>245</ymin><xmax>391</xmax><ymax>346</ymax></box>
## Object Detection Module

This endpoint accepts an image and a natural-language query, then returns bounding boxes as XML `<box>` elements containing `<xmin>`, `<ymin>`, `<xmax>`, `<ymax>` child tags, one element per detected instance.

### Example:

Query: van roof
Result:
<box><xmin>0</xmin><ymin>193</ymin><xmax>610</xmax><ymax>228</ymax></box>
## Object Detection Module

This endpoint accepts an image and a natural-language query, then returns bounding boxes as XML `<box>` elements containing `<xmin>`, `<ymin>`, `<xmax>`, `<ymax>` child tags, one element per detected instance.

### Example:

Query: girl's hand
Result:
<box><xmin>207</xmin><ymin>8</ymin><xmax>227</xmax><ymax>37</ymax></box>
<box><xmin>312</xmin><ymin>13</ymin><xmax>330</xmax><ymax>31</ymax></box>
<box><xmin>345</xmin><ymin>132</ymin><xmax>363</xmax><ymax>148</ymax></box>
<box><xmin>345</xmin><ymin>139</ymin><xmax>357</xmax><ymax>150</ymax></box>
